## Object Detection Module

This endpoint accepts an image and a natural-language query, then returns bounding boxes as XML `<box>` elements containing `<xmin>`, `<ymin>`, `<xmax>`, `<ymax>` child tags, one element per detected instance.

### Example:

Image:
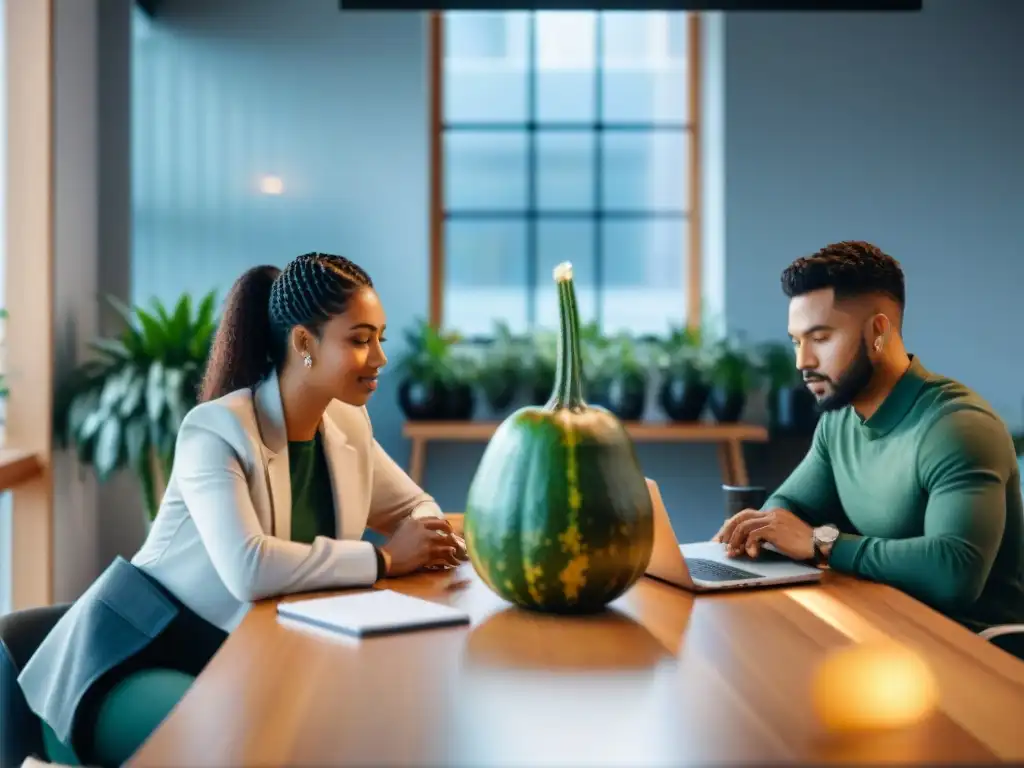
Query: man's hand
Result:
<box><xmin>712</xmin><ymin>507</ymin><xmax>814</xmax><ymax>561</ymax></box>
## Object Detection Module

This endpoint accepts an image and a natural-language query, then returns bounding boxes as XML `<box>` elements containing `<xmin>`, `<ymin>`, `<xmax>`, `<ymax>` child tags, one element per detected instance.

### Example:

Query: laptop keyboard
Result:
<box><xmin>687</xmin><ymin>558</ymin><xmax>760</xmax><ymax>582</ymax></box>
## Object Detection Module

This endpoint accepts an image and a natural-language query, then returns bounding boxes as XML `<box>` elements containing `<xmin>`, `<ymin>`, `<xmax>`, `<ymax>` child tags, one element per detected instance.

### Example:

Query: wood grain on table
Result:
<box><xmin>128</xmin><ymin>548</ymin><xmax>1024</xmax><ymax>767</ymax></box>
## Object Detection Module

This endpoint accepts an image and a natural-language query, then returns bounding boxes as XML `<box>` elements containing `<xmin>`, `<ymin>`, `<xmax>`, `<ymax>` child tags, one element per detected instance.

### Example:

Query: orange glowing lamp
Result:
<box><xmin>811</xmin><ymin>641</ymin><xmax>940</xmax><ymax>733</ymax></box>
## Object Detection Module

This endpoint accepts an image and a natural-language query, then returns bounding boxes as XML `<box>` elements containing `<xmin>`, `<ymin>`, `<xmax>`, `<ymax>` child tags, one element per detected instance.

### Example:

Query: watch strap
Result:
<box><xmin>373</xmin><ymin>545</ymin><xmax>388</xmax><ymax>580</ymax></box>
<box><xmin>811</xmin><ymin>526</ymin><xmax>837</xmax><ymax>567</ymax></box>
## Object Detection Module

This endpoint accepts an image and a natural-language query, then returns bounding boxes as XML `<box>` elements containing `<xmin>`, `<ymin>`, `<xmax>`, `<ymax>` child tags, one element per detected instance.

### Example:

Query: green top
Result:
<box><xmin>766</xmin><ymin>355</ymin><xmax>1024</xmax><ymax>633</ymax></box>
<box><xmin>289</xmin><ymin>432</ymin><xmax>337</xmax><ymax>544</ymax></box>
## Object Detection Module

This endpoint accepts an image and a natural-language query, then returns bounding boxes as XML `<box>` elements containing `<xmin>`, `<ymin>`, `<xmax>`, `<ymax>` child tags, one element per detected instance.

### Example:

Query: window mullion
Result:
<box><xmin>594</xmin><ymin>12</ymin><xmax>604</xmax><ymax>331</ymax></box>
<box><xmin>526</xmin><ymin>12</ymin><xmax>538</xmax><ymax>331</ymax></box>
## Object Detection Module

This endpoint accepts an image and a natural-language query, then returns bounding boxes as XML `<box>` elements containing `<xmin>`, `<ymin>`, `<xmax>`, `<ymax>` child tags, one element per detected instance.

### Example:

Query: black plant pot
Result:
<box><xmin>769</xmin><ymin>385</ymin><xmax>819</xmax><ymax>435</ymax></box>
<box><xmin>591</xmin><ymin>375</ymin><xmax>647</xmax><ymax>421</ymax></box>
<box><xmin>397</xmin><ymin>378</ymin><xmax>449</xmax><ymax>421</ymax></box>
<box><xmin>481</xmin><ymin>375</ymin><xmax>519</xmax><ymax>413</ymax></box>
<box><xmin>708</xmin><ymin>387</ymin><xmax>746</xmax><ymax>423</ymax></box>
<box><xmin>446</xmin><ymin>381</ymin><xmax>476</xmax><ymax>421</ymax></box>
<box><xmin>658</xmin><ymin>376</ymin><xmax>710</xmax><ymax>422</ymax></box>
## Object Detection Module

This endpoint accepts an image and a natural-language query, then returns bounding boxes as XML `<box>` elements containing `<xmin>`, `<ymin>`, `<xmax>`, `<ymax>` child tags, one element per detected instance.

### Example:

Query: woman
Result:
<box><xmin>19</xmin><ymin>253</ymin><xmax>467</xmax><ymax>767</ymax></box>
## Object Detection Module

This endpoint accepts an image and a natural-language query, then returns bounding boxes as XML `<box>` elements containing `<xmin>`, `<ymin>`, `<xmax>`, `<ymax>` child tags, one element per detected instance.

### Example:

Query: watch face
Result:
<box><xmin>816</xmin><ymin>526</ymin><xmax>839</xmax><ymax>544</ymax></box>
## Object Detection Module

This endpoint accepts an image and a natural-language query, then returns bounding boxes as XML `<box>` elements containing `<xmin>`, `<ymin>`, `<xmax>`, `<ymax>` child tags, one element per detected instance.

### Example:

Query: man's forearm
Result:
<box><xmin>828</xmin><ymin>532</ymin><xmax>992</xmax><ymax>612</ymax></box>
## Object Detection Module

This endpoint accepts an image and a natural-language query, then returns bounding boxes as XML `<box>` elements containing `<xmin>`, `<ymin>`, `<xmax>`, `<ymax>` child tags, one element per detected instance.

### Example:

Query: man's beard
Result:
<box><xmin>803</xmin><ymin>339</ymin><xmax>875</xmax><ymax>413</ymax></box>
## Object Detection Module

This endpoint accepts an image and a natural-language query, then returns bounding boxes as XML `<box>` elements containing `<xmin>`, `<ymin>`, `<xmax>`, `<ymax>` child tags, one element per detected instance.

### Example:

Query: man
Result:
<box><xmin>714</xmin><ymin>240</ymin><xmax>1024</xmax><ymax>636</ymax></box>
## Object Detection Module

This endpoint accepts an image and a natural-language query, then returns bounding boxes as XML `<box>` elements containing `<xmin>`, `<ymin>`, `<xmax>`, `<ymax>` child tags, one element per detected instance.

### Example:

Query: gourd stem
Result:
<box><xmin>551</xmin><ymin>276</ymin><xmax>585</xmax><ymax>409</ymax></box>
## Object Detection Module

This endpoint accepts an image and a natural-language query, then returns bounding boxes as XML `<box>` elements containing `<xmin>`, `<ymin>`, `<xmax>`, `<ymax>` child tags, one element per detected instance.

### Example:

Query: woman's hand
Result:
<box><xmin>423</xmin><ymin>531</ymin><xmax>469</xmax><ymax>571</ymax></box>
<box><xmin>381</xmin><ymin>517</ymin><xmax>462</xmax><ymax>576</ymax></box>
<box><xmin>452</xmin><ymin>533</ymin><xmax>468</xmax><ymax>561</ymax></box>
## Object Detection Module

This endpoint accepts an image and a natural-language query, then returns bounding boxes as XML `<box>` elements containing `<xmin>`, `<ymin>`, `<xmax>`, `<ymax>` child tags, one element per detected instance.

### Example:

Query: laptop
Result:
<box><xmin>643</xmin><ymin>478</ymin><xmax>823</xmax><ymax>592</ymax></box>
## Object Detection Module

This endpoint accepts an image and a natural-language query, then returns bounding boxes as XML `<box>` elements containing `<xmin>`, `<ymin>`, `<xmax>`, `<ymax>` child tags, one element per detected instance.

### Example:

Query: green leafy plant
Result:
<box><xmin>707</xmin><ymin>336</ymin><xmax>757</xmax><ymax>394</ymax></box>
<box><xmin>656</xmin><ymin>324</ymin><xmax>707</xmax><ymax>383</ymax></box>
<box><xmin>55</xmin><ymin>292</ymin><xmax>218</xmax><ymax>521</ymax></box>
<box><xmin>756</xmin><ymin>341</ymin><xmax>801</xmax><ymax>391</ymax></box>
<box><xmin>593</xmin><ymin>331</ymin><xmax>647</xmax><ymax>382</ymax></box>
<box><xmin>476</xmin><ymin>320</ymin><xmax>524</xmax><ymax>411</ymax></box>
<box><xmin>394</xmin><ymin>318</ymin><xmax>468</xmax><ymax>386</ymax></box>
<box><xmin>527</xmin><ymin>321</ymin><xmax>605</xmax><ymax>404</ymax></box>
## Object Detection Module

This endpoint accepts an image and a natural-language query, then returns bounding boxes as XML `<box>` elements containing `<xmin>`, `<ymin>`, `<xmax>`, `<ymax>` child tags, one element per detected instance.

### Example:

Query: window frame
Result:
<box><xmin>428</xmin><ymin>11</ymin><xmax>703</xmax><ymax>336</ymax></box>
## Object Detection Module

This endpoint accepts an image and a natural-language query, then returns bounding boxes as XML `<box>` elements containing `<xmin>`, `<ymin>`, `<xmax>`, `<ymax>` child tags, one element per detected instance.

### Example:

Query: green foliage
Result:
<box><xmin>55</xmin><ymin>292</ymin><xmax>218</xmax><ymax>520</ymax></box>
<box><xmin>528</xmin><ymin>321</ymin><xmax>608</xmax><ymax>383</ymax></box>
<box><xmin>476</xmin><ymin>320</ymin><xmax>524</xmax><ymax>408</ymax></box>
<box><xmin>656</xmin><ymin>324</ymin><xmax>707</xmax><ymax>382</ymax></box>
<box><xmin>756</xmin><ymin>340</ymin><xmax>801</xmax><ymax>390</ymax></box>
<box><xmin>393</xmin><ymin>318</ymin><xmax>475</xmax><ymax>385</ymax></box>
<box><xmin>706</xmin><ymin>335</ymin><xmax>758</xmax><ymax>394</ymax></box>
<box><xmin>592</xmin><ymin>330</ymin><xmax>648</xmax><ymax>382</ymax></box>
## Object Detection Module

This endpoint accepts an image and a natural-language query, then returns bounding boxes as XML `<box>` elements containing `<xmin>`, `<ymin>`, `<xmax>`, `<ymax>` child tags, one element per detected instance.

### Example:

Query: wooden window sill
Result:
<box><xmin>0</xmin><ymin>448</ymin><xmax>44</xmax><ymax>492</ymax></box>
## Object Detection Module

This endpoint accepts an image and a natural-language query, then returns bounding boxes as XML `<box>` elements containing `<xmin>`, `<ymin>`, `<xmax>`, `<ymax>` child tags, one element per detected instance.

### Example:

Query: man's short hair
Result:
<box><xmin>781</xmin><ymin>241</ymin><xmax>906</xmax><ymax>313</ymax></box>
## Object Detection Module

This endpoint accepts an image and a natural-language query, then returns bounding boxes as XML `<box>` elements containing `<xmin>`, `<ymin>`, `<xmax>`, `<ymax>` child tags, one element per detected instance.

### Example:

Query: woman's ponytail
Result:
<box><xmin>199</xmin><ymin>265</ymin><xmax>281</xmax><ymax>403</ymax></box>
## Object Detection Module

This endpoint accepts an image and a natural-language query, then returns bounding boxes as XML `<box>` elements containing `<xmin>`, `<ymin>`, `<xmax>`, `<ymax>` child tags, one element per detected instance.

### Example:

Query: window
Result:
<box><xmin>433</xmin><ymin>11</ymin><xmax>700</xmax><ymax>338</ymax></box>
<box><xmin>0</xmin><ymin>0</ymin><xmax>8</xmax><ymax>616</ymax></box>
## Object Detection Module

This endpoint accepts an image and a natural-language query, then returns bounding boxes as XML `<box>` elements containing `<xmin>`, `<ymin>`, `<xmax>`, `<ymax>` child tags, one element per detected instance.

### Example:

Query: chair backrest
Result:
<box><xmin>0</xmin><ymin>604</ymin><xmax>71</xmax><ymax>768</ymax></box>
<box><xmin>988</xmin><ymin>630</ymin><xmax>1024</xmax><ymax>662</ymax></box>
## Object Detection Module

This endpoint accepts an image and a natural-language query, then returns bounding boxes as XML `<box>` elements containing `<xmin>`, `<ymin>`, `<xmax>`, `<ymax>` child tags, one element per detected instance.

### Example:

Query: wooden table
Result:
<box><xmin>130</xmin><ymin>547</ymin><xmax>1024</xmax><ymax>765</ymax></box>
<box><xmin>403</xmin><ymin>420</ymin><xmax>769</xmax><ymax>490</ymax></box>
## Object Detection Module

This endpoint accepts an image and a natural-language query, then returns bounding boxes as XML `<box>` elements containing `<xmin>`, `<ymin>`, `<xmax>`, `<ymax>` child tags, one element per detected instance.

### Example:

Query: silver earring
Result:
<box><xmin>303</xmin><ymin>353</ymin><xmax>313</xmax><ymax>368</ymax></box>
<box><xmin>874</xmin><ymin>338</ymin><xmax>883</xmax><ymax>352</ymax></box>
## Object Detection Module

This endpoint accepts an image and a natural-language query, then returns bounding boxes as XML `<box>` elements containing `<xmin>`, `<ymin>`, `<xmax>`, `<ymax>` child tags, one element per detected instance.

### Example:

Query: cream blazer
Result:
<box><xmin>131</xmin><ymin>369</ymin><xmax>444</xmax><ymax>632</ymax></box>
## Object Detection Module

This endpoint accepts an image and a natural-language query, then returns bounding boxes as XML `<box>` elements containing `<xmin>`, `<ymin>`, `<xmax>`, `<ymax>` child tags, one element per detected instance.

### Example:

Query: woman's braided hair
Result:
<box><xmin>199</xmin><ymin>253</ymin><xmax>373</xmax><ymax>402</ymax></box>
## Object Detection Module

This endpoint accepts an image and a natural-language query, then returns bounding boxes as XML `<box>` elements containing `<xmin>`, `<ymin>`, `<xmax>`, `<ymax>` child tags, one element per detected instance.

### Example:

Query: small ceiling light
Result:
<box><xmin>259</xmin><ymin>175</ymin><xmax>284</xmax><ymax>195</ymax></box>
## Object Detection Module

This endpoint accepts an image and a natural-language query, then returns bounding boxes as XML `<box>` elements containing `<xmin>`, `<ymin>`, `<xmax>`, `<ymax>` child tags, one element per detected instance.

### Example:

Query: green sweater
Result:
<box><xmin>766</xmin><ymin>356</ymin><xmax>1024</xmax><ymax>633</ymax></box>
<box><xmin>289</xmin><ymin>433</ymin><xmax>337</xmax><ymax>544</ymax></box>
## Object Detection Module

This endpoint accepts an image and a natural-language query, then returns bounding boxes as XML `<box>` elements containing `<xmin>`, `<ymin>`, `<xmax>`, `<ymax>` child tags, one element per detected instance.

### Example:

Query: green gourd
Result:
<box><xmin>464</xmin><ymin>262</ymin><xmax>655</xmax><ymax>614</ymax></box>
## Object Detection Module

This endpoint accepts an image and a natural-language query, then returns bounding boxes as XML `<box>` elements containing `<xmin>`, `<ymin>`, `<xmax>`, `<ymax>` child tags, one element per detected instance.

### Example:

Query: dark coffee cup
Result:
<box><xmin>722</xmin><ymin>484</ymin><xmax>767</xmax><ymax>520</ymax></box>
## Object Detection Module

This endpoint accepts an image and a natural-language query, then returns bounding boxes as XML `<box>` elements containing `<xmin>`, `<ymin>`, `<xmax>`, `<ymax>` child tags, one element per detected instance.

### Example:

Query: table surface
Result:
<box><xmin>129</xmin><ymin>554</ymin><xmax>1024</xmax><ymax>767</ymax></box>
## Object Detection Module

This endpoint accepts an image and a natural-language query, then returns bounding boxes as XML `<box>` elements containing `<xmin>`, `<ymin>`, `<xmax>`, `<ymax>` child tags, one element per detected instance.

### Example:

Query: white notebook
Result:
<box><xmin>276</xmin><ymin>590</ymin><xmax>471</xmax><ymax>638</ymax></box>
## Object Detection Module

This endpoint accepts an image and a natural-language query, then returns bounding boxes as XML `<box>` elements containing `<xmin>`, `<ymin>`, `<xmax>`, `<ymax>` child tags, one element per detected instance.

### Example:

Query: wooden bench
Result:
<box><xmin>403</xmin><ymin>420</ymin><xmax>769</xmax><ymax>490</ymax></box>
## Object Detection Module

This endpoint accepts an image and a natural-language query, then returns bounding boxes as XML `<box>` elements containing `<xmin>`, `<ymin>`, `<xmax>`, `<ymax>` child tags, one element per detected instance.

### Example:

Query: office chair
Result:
<box><xmin>0</xmin><ymin>604</ymin><xmax>71</xmax><ymax>768</ymax></box>
<box><xmin>980</xmin><ymin>624</ymin><xmax>1024</xmax><ymax>661</ymax></box>
<box><xmin>989</xmin><ymin>476</ymin><xmax>1024</xmax><ymax>660</ymax></box>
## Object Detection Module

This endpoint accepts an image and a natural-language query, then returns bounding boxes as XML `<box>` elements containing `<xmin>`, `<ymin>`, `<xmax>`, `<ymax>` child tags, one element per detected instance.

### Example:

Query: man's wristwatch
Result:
<box><xmin>812</xmin><ymin>524</ymin><xmax>840</xmax><ymax>567</ymax></box>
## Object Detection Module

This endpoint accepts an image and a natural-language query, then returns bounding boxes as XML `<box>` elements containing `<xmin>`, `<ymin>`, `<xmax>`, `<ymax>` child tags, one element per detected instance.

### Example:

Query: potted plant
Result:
<box><xmin>394</xmin><ymin>319</ymin><xmax>476</xmax><ymax>421</ymax></box>
<box><xmin>656</xmin><ymin>324</ymin><xmax>710</xmax><ymax>422</ymax></box>
<box><xmin>446</xmin><ymin>344</ymin><xmax>479</xmax><ymax>420</ymax></box>
<box><xmin>55</xmin><ymin>291</ymin><xmax>218</xmax><ymax>523</ymax></box>
<box><xmin>706</xmin><ymin>336</ymin><xmax>756</xmax><ymax>423</ymax></box>
<box><xmin>589</xmin><ymin>331</ymin><xmax>648</xmax><ymax>421</ymax></box>
<box><xmin>758</xmin><ymin>340</ymin><xmax>818</xmax><ymax>435</ymax></box>
<box><xmin>475</xmin><ymin>320</ymin><xmax>523</xmax><ymax>414</ymax></box>
<box><xmin>527</xmin><ymin>321</ymin><xmax>606</xmax><ymax>406</ymax></box>
<box><xmin>526</xmin><ymin>328</ymin><xmax>558</xmax><ymax>405</ymax></box>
